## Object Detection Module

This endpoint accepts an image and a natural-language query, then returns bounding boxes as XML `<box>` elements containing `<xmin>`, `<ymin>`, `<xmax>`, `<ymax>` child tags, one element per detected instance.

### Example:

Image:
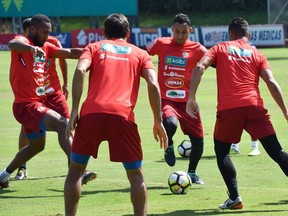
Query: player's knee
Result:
<box><xmin>125</xmin><ymin>164</ymin><xmax>145</xmax><ymax>186</ymax></box>
<box><xmin>163</xmin><ymin>117</ymin><xmax>178</xmax><ymax>135</ymax></box>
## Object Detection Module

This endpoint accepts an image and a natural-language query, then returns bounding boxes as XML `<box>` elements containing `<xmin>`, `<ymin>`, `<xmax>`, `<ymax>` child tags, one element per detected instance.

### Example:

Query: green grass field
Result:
<box><xmin>0</xmin><ymin>48</ymin><xmax>288</xmax><ymax>216</ymax></box>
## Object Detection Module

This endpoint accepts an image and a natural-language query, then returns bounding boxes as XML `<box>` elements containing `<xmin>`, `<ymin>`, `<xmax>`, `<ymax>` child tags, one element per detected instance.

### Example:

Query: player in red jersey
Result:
<box><xmin>187</xmin><ymin>17</ymin><xmax>288</xmax><ymax>210</ymax></box>
<box><xmin>64</xmin><ymin>14</ymin><xmax>167</xmax><ymax>216</ymax></box>
<box><xmin>146</xmin><ymin>13</ymin><xmax>206</xmax><ymax>184</ymax></box>
<box><xmin>13</xmin><ymin>17</ymin><xmax>96</xmax><ymax>185</ymax></box>
<box><xmin>0</xmin><ymin>14</ymin><xmax>94</xmax><ymax>189</ymax></box>
<box><xmin>14</xmin><ymin>18</ymin><xmax>69</xmax><ymax>180</ymax></box>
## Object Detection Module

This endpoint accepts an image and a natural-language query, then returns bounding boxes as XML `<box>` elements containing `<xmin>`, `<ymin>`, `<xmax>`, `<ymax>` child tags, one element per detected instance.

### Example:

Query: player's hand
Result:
<box><xmin>186</xmin><ymin>98</ymin><xmax>200</xmax><ymax>119</ymax></box>
<box><xmin>31</xmin><ymin>46</ymin><xmax>45</xmax><ymax>59</ymax></box>
<box><xmin>153</xmin><ymin>122</ymin><xmax>168</xmax><ymax>150</ymax></box>
<box><xmin>62</xmin><ymin>84</ymin><xmax>69</xmax><ymax>99</ymax></box>
<box><xmin>284</xmin><ymin>109</ymin><xmax>288</xmax><ymax>122</ymax></box>
<box><xmin>66</xmin><ymin>110</ymin><xmax>78</xmax><ymax>139</ymax></box>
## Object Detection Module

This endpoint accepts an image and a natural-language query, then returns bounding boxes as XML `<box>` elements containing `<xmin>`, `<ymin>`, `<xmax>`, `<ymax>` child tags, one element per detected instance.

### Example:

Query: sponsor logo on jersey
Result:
<box><xmin>36</xmin><ymin>86</ymin><xmax>46</xmax><ymax>96</ymax></box>
<box><xmin>163</xmin><ymin>71</ymin><xmax>185</xmax><ymax>78</ymax></box>
<box><xmin>34</xmin><ymin>53</ymin><xmax>46</xmax><ymax>63</ymax></box>
<box><xmin>165</xmin><ymin>56</ymin><xmax>186</xmax><ymax>67</ymax></box>
<box><xmin>165</xmin><ymin>78</ymin><xmax>184</xmax><ymax>88</ymax></box>
<box><xmin>46</xmin><ymin>59</ymin><xmax>51</xmax><ymax>68</ymax></box>
<box><xmin>101</xmin><ymin>43</ymin><xmax>131</xmax><ymax>54</ymax></box>
<box><xmin>166</xmin><ymin>90</ymin><xmax>186</xmax><ymax>98</ymax></box>
<box><xmin>182</xmin><ymin>52</ymin><xmax>189</xmax><ymax>58</ymax></box>
<box><xmin>228</xmin><ymin>46</ymin><xmax>252</xmax><ymax>57</ymax></box>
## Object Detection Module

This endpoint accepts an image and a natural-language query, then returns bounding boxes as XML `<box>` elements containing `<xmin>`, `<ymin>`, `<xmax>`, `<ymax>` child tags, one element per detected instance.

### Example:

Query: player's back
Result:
<box><xmin>80</xmin><ymin>39</ymin><xmax>154</xmax><ymax>122</ymax></box>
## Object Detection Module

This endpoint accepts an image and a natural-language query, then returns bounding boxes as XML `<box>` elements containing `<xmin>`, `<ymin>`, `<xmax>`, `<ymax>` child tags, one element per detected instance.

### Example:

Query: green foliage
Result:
<box><xmin>0</xmin><ymin>48</ymin><xmax>288</xmax><ymax>215</ymax></box>
<box><xmin>139</xmin><ymin>0</ymin><xmax>266</xmax><ymax>15</ymax></box>
<box><xmin>59</xmin><ymin>2</ymin><xmax>268</xmax><ymax>31</ymax></box>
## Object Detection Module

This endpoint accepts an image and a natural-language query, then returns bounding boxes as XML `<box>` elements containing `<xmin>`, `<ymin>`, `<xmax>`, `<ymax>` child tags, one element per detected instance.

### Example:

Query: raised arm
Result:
<box><xmin>142</xmin><ymin>68</ymin><xmax>168</xmax><ymax>150</ymax></box>
<box><xmin>8</xmin><ymin>38</ymin><xmax>45</xmax><ymax>57</ymax></box>
<box><xmin>260</xmin><ymin>68</ymin><xmax>288</xmax><ymax>121</ymax></box>
<box><xmin>52</xmin><ymin>48</ymin><xmax>83</xmax><ymax>59</ymax></box>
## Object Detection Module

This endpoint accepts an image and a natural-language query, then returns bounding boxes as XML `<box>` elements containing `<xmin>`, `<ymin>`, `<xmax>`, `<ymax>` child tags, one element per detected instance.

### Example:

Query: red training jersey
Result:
<box><xmin>205</xmin><ymin>39</ymin><xmax>271</xmax><ymax>111</ymax></box>
<box><xmin>79</xmin><ymin>39</ymin><xmax>155</xmax><ymax>122</ymax></box>
<box><xmin>45</xmin><ymin>36</ymin><xmax>63</xmax><ymax>94</ymax></box>
<box><xmin>9</xmin><ymin>35</ymin><xmax>58</xmax><ymax>103</ymax></box>
<box><xmin>146</xmin><ymin>37</ymin><xmax>206</xmax><ymax>102</ymax></box>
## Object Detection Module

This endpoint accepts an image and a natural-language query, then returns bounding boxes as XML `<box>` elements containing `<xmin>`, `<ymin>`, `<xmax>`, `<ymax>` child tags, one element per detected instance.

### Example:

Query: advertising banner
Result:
<box><xmin>0</xmin><ymin>33</ymin><xmax>15</xmax><ymax>50</ymax></box>
<box><xmin>129</xmin><ymin>27</ymin><xmax>199</xmax><ymax>48</ymax></box>
<box><xmin>201</xmin><ymin>24</ymin><xmax>285</xmax><ymax>47</ymax></box>
<box><xmin>50</xmin><ymin>32</ymin><xmax>71</xmax><ymax>48</ymax></box>
<box><xmin>71</xmin><ymin>29</ymin><xmax>105</xmax><ymax>48</ymax></box>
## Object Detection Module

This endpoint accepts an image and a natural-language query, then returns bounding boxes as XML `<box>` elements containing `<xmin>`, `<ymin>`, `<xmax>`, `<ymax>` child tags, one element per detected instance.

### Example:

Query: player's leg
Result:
<box><xmin>0</xmin><ymin>102</ymin><xmax>48</xmax><ymax>188</ymax></box>
<box><xmin>161</xmin><ymin>100</ymin><xmax>179</xmax><ymax>166</ymax></box>
<box><xmin>187</xmin><ymin>134</ymin><xmax>204</xmax><ymax>184</ymax></box>
<box><xmin>124</xmin><ymin>163</ymin><xmax>147</xmax><ymax>216</ymax></box>
<box><xmin>248</xmin><ymin>137</ymin><xmax>260</xmax><ymax>156</ymax></box>
<box><xmin>259</xmin><ymin>134</ymin><xmax>288</xmax><ymax>176</ymax></box>
<box><xmin>65</xmin><ymin>159</ymin><xmax>88</xmax><ymax>216</ymax></box>
<box><xmin>15</xmin><ymin>125</ymin><xmax>29</xmax><ymax>180</ymax></box>
<box><xmin>44</xmin><ymin>93</ymin><xmax>96</xmax><ymax>184</ymax></box>
<box><xmin>213</xmin><ymin>108</ymin><xmax>244</xmax><ymax>209</ymax></box>
<box><xmin>0</xmin><ymin>133</ymin><xmax>46</xmax><ymax>188</ymax></box>
<box><xmin>107</xmin><ymin>114</ymin><xmax>146</xmax><ymax>214</ymax></box>
<box><xmin>230</xmin><ymin>143</ymin><xmax>240</xmax><ymax>154</ymax></box>
<box><xmin>44</xmin><ymin>109</ymin><xmax>72</xmax><ymax>159</ymax></box>
<box><xmin>163</xmin><ymin>116</ymin><xmax>178</xmax><ymax>166</ymax></box>
<box><xmin>214</xmin><ymin>138</ymin><xmax>243</xmax><ymax>209</ymax></box>
<box><xmin>178</xmin><ymin>105</ymin><xmax>204</xmax><ymax>184</ymax></box>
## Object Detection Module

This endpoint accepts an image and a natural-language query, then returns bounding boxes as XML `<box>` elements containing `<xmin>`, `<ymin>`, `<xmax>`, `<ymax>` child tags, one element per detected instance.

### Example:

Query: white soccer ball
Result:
<box><xmin>177</xmin><ymin>140</ymin><xmax>192</xmax><ymax>158</ymax></box>
<box><xmin>168</xmin><ymin>171</ymin><xmax>192</xmax><ymax>194</ymax></box>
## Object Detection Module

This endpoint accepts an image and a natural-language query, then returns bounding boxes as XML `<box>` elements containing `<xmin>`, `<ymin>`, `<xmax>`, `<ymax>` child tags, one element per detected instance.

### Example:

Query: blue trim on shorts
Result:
<box><xmin>123</xmin><ymin>160</ymin><xmax>142</xmax><ymax>170</ymax></box>
<box><xmin>26</xmin><ymin>117</ymin><xmax>46</xmax><ymax>140</ymax></box>
<box><xmin>71</xmin><ymin>152</ymin><xmax>90</xmax><ymax>165</ymax></box>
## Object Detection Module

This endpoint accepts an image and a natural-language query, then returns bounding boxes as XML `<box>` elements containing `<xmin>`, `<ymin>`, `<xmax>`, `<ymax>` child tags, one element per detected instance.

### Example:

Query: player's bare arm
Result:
<box><xmin>8</xmin><ymin>39</ymin><xmax>45</xmax><ymax>58</ymax></box>
<box><xmin>53</xmin><ymin>48</ymin><xmax>83</xmax><ymax>60</ymax></box>
<box><xmin>142</xmin><ymin>68</ymin><xmax>168</xmax><ymax>150</ymax></box>
<box><xmin>260</xmin><ymin>68</ymin><xmax>288</xmax><ymax>121</ymax></box>
<box><xmin>186</xmin><ymin>55</ymin><xmax>212</xmax><ymax>118</ymax></box>
<box><xmin>59</xmin><ymin>58</ymin><xmax>69</xmax><ymax>98</ymax></box>
<box><xmin>66</xmin><ymin>58</ymin><xmax>91</xmax><ymax>139</ymax></box>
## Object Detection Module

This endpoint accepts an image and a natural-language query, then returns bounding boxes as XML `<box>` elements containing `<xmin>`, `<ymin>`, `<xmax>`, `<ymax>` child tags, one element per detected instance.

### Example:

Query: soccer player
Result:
<box><xmin>186</xmin><ymin>17</ymin><xmax>288</xmax><ymax>210</ymax></box>
<box><xmin>64</xmin><ymin>14</ymin><xmax>168</xmax><ymax>216</ymax></box>
<box><xmin>13</xmin><ymin>17</ymin><xmax>96</xmax><ymax>184</ymax></box>
<box><xmin>146</xmin><ymin>13</ymin><xmax>206</xmax><ymax>184</ymax></box>
<box><xmin>0</xmin><ymin>14</ymin><xmax>94</xmax><ymax>189</ymax></box>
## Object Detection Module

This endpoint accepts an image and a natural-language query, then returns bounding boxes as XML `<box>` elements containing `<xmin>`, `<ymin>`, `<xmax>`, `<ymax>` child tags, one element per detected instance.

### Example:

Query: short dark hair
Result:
<box><xmin>30</xmin><ymin>14</ymin><xmax>51</xmax><ymax>28</ymax></box>
<box><xmin>104</xmin><ymin>14</ymin><xmax>129</xmax><ymax>39</ymax></box>
<box><xmin>228</xmin><ymin>17</ymin><xmax>249</xmax><ymax>37</ymax></box>
<box><xmin>22</xmin><ymin>18</ymin><xmax>31</xmax><ymax>31</ymax></box>
<box><xmin>173</xmin><ymin>13</ymin><xmax>190</xmax><ymax>26</ymax></box>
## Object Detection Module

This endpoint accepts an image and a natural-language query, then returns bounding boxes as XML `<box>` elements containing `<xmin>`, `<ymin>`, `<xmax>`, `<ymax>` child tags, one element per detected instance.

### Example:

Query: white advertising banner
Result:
<box><xmin>201</xmin><ymin>24</ymin><xmax>285</xmax><ymax>47</ymax></box>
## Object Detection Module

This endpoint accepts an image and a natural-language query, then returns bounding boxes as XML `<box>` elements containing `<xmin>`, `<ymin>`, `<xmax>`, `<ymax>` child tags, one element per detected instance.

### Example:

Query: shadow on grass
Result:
<box><xmin>123</xmin><ymin>209</ymin><xmax>288</xmax><ymax>216</ymax></box>
<box><xmin>8</xmin><ymin>175</ymin><xmax>67</xmax><ymax>182</ymax></box>
<box><xmin>267</xmin><ymin>57</ymin><xmax>288</xmax><ymax>61</ymax></box>
<box><xmin>155</xmin><ymin>155</ymin><xmax>216</xmax><ymax>164</ymax></box>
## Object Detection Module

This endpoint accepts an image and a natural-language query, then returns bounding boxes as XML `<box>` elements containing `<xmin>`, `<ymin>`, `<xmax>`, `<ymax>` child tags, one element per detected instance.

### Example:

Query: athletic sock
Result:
<box><xmin>0</xmin><ymin>169</ymin><xmax>11</xmax><ymax>182</ymax></box>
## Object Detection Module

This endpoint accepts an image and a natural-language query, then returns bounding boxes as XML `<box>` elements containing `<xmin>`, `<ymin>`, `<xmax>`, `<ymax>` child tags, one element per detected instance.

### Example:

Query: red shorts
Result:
<box><xmin>72</xmin><ymin>113</ymin><xmax>142</xmax><ymax>162</ymax></box>
<box><xmin>13</xmin><ymin>101</ymin><xmax>50</xmax><ymax>134</ymax></box>
<box><xmin>162</xmin><ymin>99</ymin><xmax>203</xmax><ymax>138</ymax></box>
<box><xmin>214</xmin><ymin>106</ymin><xmax>275</xmax><ymax>143</ymax></box>
<box><xmin>44</xmin><ymin>93</ymin><xmax>70</xmax><ymax>119</ymax></box>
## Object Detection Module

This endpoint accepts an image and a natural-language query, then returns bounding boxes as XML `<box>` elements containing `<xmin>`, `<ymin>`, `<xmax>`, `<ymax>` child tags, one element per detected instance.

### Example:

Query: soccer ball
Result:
<box><xmin>177</xmin><ymin>140</ymin><xmax>192</xmax><ymax>158</ymax></box>
<box><xmin>168</xmin><ymin>171</ymin><xmax>192</xmax><ymax>194</ymax></box>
